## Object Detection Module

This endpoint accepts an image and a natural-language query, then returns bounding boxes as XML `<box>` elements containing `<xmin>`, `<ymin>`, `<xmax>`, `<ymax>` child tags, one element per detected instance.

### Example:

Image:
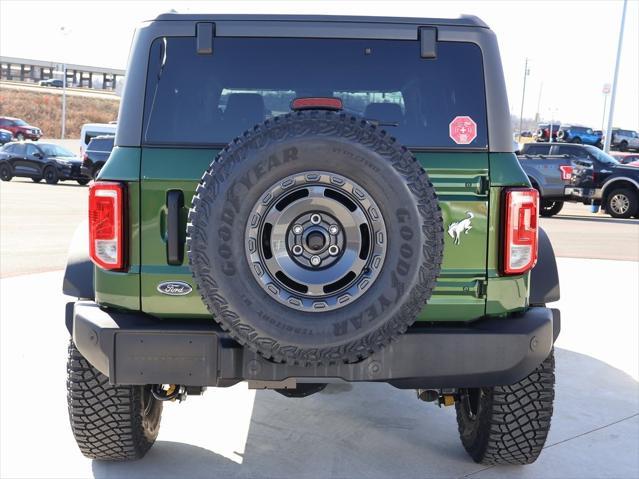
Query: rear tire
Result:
<box><xmin>539</xmin><ymin>200</ymin><xmax>563</xmax><ymax>217</ymax></box>
<box><xmin>43</xmin><ymin>166</ymin><xmax>58</xmax><ymax>184</ymax></box>
<box><xmin>67</xmin><ymin>341</ymin><xmax>163</xmax><ymax>461</ymax></box>
<box><xmin>92</xmin><ymin>165</ymin><xmax>103</xmax><ymax>179</ymax></box>
<box><xmin>605</xmin><ymin>188</ymin><xmax>638</xmax><ymax>219</ymax></box>
<box><xmin>0</xmin><ymin>164</ymin><xmax>12</xmax><ymax>181</ymax></box>
<box><xmin>456</xmin><ymin>350</ymin><xmax>555</xmax><ymax>465</ymax></box>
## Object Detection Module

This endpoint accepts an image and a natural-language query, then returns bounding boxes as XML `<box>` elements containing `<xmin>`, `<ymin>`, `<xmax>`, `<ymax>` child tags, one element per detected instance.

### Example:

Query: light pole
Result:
<box><xmin>535</xmin><ymin>82</ymin><xmax>543</xmax><ymax>123</ymax></box>
<box><xmin>548</xmin><ymin>107</ymin><xmax>558</xmax><ymax>144</ymax></box>
<box><xmin>59</xmin><ymin>26</ymin><xmax>71</xmax><ymax>139</ymax></box>
<box><xmin>518</xmin><ymin>58</ymin><xmax>530</xmax><ymax>141</ymax></box>
<box><xmin>603</xmin><ymin>0</ymin><xmax>628</xmax><ymax>152</ymax></box>
<box><xmin>601</xmin><ymin>83</ymin><xmax>611</xmax><ymax>132</ymax></box>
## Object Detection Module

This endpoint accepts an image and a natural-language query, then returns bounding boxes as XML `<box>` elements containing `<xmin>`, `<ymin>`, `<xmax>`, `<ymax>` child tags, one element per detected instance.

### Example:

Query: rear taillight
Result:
<box><xmin>559</xmin><ymin>165</ymin><xmax>573</xmax><ymax>180</ymax></box>
<box><xmin>89</xmin><ymin>182</ymin><xmax>124</xmax><ymax>270</ymax></box>
<box><xmin>291</xmin><ymin>97</ymin><xmax>343</xmax><ymax>111</ymax></box>
<box><xmin>502</xmin><ymin>188</ymin><xmax>539</xmax><ymax>275</ymax></box>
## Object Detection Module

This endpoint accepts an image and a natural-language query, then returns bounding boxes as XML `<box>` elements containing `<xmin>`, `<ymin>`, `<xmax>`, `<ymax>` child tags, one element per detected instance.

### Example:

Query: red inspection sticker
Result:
<box><xmin>449</xmin><ymin>116</ymin><xmax>477</xmax><ymax>145</ymax></box>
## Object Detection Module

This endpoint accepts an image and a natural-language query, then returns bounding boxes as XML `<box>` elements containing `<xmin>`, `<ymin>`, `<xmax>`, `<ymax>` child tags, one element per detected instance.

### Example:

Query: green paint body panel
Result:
<box><xmin>94</xmin><ymin>147</ymin><xmax>532</xmax><ymax>323</ymax></box>
<box><xmin>94</xmin><ymin>148</ymin><xmax>141</xmax><ymax>310</ymax></box>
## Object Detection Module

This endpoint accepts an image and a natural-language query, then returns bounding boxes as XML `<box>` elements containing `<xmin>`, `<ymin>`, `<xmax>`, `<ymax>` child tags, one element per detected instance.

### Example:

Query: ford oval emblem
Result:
<box><xmin>157</xmin><ymin>281</ymin><xmax>193</xmax><ymax>296</ymax></box>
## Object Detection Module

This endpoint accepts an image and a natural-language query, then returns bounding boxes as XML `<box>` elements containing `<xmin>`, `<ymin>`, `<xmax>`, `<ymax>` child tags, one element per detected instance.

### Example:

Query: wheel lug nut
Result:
<box><xmin>328</xmin><ymin>245</ymin><xmax>340</xmax><ymax>256</ymax></box>
<box><xmin>310</xmin><ymin>255</ymin><xmax>321</xmax><ymax>266</ymax></box>
<box><xmin>292</xmin><ymin>245</ymin><xmax>303</xmax><ymax>256</ymax></box>
<box><xmin>310</xmin><ymin>213</ymin><xmax>322</xmax><ymax>225</ymax></box>
<box><xmin>329</xmin><ymin>224</ymin><xmax>339</xmax><ymax>235</ymax></box>
<box><xmin>292</xmin><ymin>224</ymin><xmax>303</xmax><ymax>235</ymax></box>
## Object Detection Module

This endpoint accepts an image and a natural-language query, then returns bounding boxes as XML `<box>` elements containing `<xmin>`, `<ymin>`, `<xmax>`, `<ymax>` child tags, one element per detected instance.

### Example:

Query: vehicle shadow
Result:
<box><xmin>91</xmin><ymin>348</ymin><xmax>639</xmax><ymax>479</ymax></box>
<box><xmin>552</xmin><ymin>214</ymin><xmax>638</xmax><ymax>225</ymax></box>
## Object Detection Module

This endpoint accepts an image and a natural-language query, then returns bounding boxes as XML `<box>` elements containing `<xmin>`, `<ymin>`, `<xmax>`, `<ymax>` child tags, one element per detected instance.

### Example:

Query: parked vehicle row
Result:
<box><xmin>531</xmin><ymin>122</ymin><xmax>638</xmax><ymax>152</ymax></box>
<box><xmin>518</xmin><ymin>143</ymin><xmax>639</xmax><ymax>218</ymax></box>
<box><xmin>0</xmin><ymin>142</ymin><xmax>89</xmax><ymax>185</ymax></box>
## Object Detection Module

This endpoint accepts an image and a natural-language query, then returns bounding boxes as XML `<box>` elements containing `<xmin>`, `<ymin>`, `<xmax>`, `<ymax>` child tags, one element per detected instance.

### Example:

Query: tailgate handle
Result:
<box><xmin>166</xmin><ymin>190</ymin><xmax>184</xmax><ymax>265</ymax></box>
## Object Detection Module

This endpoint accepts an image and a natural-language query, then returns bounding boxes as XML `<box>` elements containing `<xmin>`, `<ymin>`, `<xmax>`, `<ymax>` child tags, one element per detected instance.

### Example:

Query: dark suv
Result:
<box><xmin>81</xmin><ymin>135</ymin><xmax>114</xmax><ymax>179</ymax></box>
<box><xmin>63</xmin><ymin>14</ymin><xmax>560</xmax><ymax>465</ymax></box>
<box><xmin>0</xmin><ymin>142</ymin><xmax>89</xmax><ymax>184</ymax></box>
<box><xmin>0</xmin><ymin>116</ymin><xmax>42</xmax><ymax>141</ymax></box>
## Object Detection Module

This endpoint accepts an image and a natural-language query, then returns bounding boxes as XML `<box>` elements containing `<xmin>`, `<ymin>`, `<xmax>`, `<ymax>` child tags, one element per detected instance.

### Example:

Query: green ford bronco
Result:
<box><xmin>63</xmin><ymin>14</ymin><xmax>561</xmax><ymax>465</ymax></box>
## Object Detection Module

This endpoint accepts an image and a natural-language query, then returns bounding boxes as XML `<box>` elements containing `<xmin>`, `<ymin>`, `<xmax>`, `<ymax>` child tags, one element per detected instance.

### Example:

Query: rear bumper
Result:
<box><xmin>565</xmin><ymin>186</ymin><xmax>602</xmax><ymax>201</ymax></box>
<box><xmin>69</xmin><ymin>301</ymin><xmax>559</xmax><ymax>389</ymax></box>
<box><xmin>58</xmin><ymin>163</ymin><xmax>89</xmax><ymax>181</ymax></box>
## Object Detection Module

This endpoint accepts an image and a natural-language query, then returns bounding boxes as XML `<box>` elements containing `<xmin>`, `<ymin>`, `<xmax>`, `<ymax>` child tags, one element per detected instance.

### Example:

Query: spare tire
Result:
<box><xmin>187</xmin><ymin>111</ymin><xmax>444</xmax><ymax>365</ymax></box>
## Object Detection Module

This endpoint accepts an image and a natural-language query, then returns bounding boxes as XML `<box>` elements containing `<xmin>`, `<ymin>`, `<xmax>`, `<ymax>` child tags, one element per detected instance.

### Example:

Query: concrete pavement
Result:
<box><xmin>1</xmin><ymin>258</ymin><xmax>637</xmax><ymax>478</ymax></box>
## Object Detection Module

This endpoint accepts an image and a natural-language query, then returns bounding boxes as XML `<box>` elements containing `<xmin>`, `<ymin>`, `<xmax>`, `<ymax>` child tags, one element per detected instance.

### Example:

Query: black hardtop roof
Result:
<box><xmin>150</xmin><ymin>13</ymin><xmax>489</xmax><ymax>29</ymax></box>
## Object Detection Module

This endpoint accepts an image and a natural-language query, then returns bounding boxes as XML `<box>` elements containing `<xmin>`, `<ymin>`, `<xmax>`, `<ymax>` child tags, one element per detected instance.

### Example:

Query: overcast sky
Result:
<box><xmin>1</xmin><ymin>0</ymin><xmax>638</xmax><ymax>130</ymax></box>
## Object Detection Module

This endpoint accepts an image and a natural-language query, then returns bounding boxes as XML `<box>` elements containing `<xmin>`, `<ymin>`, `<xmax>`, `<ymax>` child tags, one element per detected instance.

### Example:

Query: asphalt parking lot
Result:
<box><xmin>0</xmin><ymin>175</ymin><xmax>638</xmax><ymax>478</ymax></box>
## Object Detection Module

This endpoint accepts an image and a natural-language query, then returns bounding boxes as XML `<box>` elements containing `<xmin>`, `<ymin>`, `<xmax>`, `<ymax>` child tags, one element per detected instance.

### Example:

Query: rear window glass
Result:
<box><xmin>522</xmin><ymin>145</ymin><xmax>549</xmax><ymax>155</ymax></box>
<box><xmin>142</xmin><ymin>37</ymin><xmax>488</xmax><ymax>148</ymax></box>
<box><xmin>89</xmin><ymin>137</ymin><xmax>114</xmax><ymax>151</ymax></box>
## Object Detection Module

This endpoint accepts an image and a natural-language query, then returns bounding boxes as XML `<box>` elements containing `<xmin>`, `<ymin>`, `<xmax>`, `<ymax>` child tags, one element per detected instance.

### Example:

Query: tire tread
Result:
<box><xmin>66</xmin><ymin>341</ymin><xmax>161</xmax><ymax>461</ymax></box>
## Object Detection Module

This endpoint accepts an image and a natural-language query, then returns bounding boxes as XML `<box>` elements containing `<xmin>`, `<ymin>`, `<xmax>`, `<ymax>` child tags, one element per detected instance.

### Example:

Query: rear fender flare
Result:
<box><xmin>529</xmin><ymin>227</ymin><xmax>560</xmax><ymax>305</ymax></box>
<box><xmin>62</xmin><ymin>220</ymin><xmax>94</xmax><ymax>301</ymax></box>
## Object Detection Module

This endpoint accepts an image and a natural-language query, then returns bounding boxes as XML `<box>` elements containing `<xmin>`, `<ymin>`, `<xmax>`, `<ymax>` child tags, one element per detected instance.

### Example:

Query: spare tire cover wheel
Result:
<box><xmin>187</xmin><ymin>111</ymin><xmax>444</xmax><ymax>365</ymax></box>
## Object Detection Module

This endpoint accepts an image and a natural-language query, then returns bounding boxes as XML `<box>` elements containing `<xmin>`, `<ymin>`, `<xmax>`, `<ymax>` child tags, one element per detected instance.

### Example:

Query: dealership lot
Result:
<box><xmin>0</xmin><ymin>175</ymin><xmax>637</xmax><ymax>478</ymax></box>
<box><xmin>1</xmin><ymin>177</ymin><xmax>638</xmax><ymax>278</ymax></box>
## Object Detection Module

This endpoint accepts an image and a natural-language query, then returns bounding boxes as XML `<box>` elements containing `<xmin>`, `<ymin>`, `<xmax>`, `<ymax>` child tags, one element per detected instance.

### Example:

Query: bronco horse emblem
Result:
<box><xmin>448</xmin><ymin>212</ymin><xmax>474</xmax><ymax>245</ymax></box>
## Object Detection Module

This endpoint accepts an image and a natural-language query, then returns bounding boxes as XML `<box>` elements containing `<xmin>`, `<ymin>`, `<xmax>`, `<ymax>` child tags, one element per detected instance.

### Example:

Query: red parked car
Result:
<box><xmin>0</xmin><ymin>117</ymin><xmax>42</xmax><ymax>141</ymax></box>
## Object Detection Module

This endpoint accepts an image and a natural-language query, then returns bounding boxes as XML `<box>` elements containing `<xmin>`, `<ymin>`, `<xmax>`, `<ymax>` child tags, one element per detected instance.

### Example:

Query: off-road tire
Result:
<box><xmin>605</xmin><ymin>187</ymin><xmax>638</xmax><ymax>219</ymax></box>
<box><xmin>539</xmin><ymin>200</ymin><xmax>563</xmax><ymax>217</ymax></box>
<box><xmin>44</xmin><ymin>166</ymin><xmax>58</xmax><ymax>184</ymax></box>
<box><xmin>67</xmin><ymin>341</ymin><xmax>163</xmax><ymax>461</ymax></box>
<box><xmin>455</xmin><ymin>350</ymin><xmax>555</xmax><ymax>465</ymax></box>
<box><xmin>187</xmin><ymin>110</ymin><xmax>444</xmax><ymax>366</ymax></box>
<box><xmin>0</xmin><ymin>164</ymin><xmax>12</xmax><ymax>181</ymax></box>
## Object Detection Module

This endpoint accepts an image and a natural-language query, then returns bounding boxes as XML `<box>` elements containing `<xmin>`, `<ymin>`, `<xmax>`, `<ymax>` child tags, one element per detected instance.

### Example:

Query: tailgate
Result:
<box><xmin>139</xmin><ymin>149</ymin><xmax>489</xmax><ymax>322</ymax></box>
